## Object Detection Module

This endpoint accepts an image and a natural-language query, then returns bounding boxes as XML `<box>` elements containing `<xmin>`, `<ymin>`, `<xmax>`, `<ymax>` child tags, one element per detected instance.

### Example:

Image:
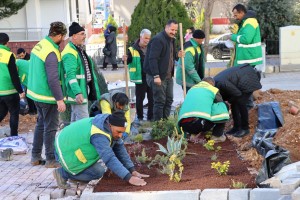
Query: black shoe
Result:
<box><xmin>226</xmin><ymin>127</ymin><xmax>240</xmax><ymax>135</ymax></box>
<box><xmin>111</xmin><ymin>68</ymin><xmax>119</xmax><ymax>71</ymax></box>
<box><xmin>233</xmin><ymin>129</ymin><xmax>250</xmax><ymax>138</ymax></box>
<box><xmin>102</xmin><ymin>67</ymin><xmax>107</xmax><ymax>70</ymax></box>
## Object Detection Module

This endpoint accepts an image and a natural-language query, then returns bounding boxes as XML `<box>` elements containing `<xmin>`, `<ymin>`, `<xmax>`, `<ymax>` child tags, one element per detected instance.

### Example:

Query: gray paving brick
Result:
<box><xmin>292</xmin><ymin>187</ymin><xmax>300</xmax><ymax>200</ymax></box>
<box><xmin>278</xmin><ymin>195</ymin><xmax>292</xmax><ymax>200</ymax></box>
<box><xmin>200</xmin><ymin>189</ymin><xmax>229</xmax><ymax>200</ymax></box>
<box><xmin>229</xmin><ymin>189</ymin><xmax>250</xmax><ymax>200</ymax></box>
<box><xmin>39</xmin><ymin>194</ymin><xmax>50</xmax><ymax>200</ymax></box>
<box><xmin>50</xmin><ymin>188</ymin><xmax>65</xmax><ymax>199</ymax></box>
<box><xmin>280</xmin><ymin>178</ymin><xmax>300</xmax><ymax>195</ymax></box>
<box><xmin>250</xmin><ymin>188</ymin><xmax>281</xmax><ymax>200</ymax></box>
<box><xmin>81</xmin><ymin>190</ymin><xmax>201</xmax><ymax>200</ymax></box>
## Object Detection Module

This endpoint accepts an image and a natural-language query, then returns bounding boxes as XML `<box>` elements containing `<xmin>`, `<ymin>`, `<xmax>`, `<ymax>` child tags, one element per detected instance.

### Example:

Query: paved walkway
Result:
<box><xmin>0</xmin><ymin>132</ymin><xmax>83</xmax><ymax>200</ymax></box>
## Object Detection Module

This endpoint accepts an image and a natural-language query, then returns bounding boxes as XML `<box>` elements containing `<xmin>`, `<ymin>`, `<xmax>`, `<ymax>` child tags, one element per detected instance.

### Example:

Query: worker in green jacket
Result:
<box><xmin>62</xmin><ymin>22</ymin><xmax>101</xmax><ymax>122</ymax></box>
<box><xmin>231</xmin><ymin>4</ymin><xmax>263</xmax><ymax>67</ymax></box>
<box><xmin>0</xmin><ymin>33</ymin><xmax>25</xmax><ymax>136</ymax></box>
<box><xmin>27</xmin><ymin>22</ymin><xmax>67</xmax><ymax>168</ymax></box>
<box><xmin>176</xmin><ymin>29</ymin><xmax>205</xmax><ymax>92</ymax></box>
<box><xmin>178</xmin><ymin>77</ymin><xmax>229</xmax><ymax>143</ymax></box>
<box><xmin>53</xmin><ymin>111</ymin><xmax>149</xmax><ymax>189</ymax></box>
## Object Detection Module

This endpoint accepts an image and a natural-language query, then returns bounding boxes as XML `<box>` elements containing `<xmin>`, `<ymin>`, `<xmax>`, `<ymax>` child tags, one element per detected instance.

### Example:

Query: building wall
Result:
<box><xmin>110</xmin><ymin>0</ymin><xmax>139</xmax><ymax>26</ymax></box>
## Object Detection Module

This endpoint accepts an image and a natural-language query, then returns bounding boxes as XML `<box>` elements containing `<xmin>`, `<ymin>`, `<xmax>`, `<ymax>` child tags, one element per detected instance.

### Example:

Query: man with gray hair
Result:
<box><xmin>124</xmin><ymin>29</ymin><xmax>153</xmax><ymax>122</ymax></box>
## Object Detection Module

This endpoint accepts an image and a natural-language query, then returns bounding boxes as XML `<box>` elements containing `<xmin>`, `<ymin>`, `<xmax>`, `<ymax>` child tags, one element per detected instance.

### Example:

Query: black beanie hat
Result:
<box><xmin>108</xmin><ymin>111</ymin><xmax>127</xmax><ymax>127</ymax></box>
<box><xmin>192</xmin><ymin>30</ymin><xmax>205</xmax><ymax>39</ymax></box>
<box><xmin>0</xmin><ymin>33</ymin><xmax>9</xmax><ymax>45</ymax></box>
<box><xmin>69</xmin><ymin>22</ymin><xmax>85</xmax><ymax>37</ymax></box>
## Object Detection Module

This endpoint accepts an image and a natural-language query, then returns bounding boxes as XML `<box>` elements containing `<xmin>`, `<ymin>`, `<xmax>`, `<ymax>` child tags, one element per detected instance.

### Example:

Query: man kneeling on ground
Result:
<box><xmin>53</xmin><ymin>111</ymin><xmax>149</xmax><ymax>189</ymax></box>
<box><xmin>177</xmin><ymin>77</ymin><xmax>230</xmax><ymax>143</ymax></box>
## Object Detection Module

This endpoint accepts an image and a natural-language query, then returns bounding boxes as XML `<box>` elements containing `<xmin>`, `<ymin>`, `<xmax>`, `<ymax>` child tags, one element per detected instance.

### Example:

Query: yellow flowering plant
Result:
<box><xmin>211</xmin><ymin>161</ymin><xmax>230</xmax><ymax>175</ymax></box>
<box><xmin>148</xmin><ymin>136</ymin><xmax>187</xmax><ymax>182</ymax></box>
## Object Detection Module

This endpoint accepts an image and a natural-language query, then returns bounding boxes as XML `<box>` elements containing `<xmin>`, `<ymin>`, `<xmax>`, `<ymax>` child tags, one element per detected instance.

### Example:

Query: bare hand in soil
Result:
<box><xmin>189</xmin><ymin>133</ymin><xmax>202</xmax><ymax>144</ymax></box>
<box><xmin>129</xmin><ymin>176</ymin><xmax>147</xmax><ymax>186</ymax></box>
<box><xmin>132</xmin><ymin>171</ymin><xmax>150</xmax><ymax>178</ymax></box>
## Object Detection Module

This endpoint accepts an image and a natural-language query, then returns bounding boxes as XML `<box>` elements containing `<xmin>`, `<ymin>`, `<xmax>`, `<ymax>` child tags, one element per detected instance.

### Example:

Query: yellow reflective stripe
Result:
<box><xmin>75</xmin><ymin>149</ymin><xmax>87</xmax><ymax>163</ymax></box>
<box><xmin>238</xmin><ymin>42</ymin><xmax>261</xmax><ymax>48</ymax></box>
<box><xmin>91</xmin><ymin>125</ymin><xmax>112</xmax><ymax>145</ymax></box>
<box><xmin>27</xmin><ymin>89</ymin><xmax>56</xmax><ymax>101</ymax></box>
<box><xmin>237</xmin><ymin>57</ymin><xmax>263</xmax><ymax>64</ymax></box>
<box><xmin>66</xmin><ymin>96</ymin><xmax>88</xmax><ymax>103</ymax></box>
<box><xmin>129</xmin><ymin>68</ymin><xmax>136</xmax><ymax>72</ymax></box>
<box><xmin>21</xmin><ymin>74</ymin><xmax>26</xmax><ymax>83</ymax></box>
<box><xmin>192</xmin><ymin>81</ymin><xmax>218</xmax><ymax>94</ymax></box>
<box><xmin>31</xmin><ymin>39</ymin><xmax>61</xmax><ymax>62</ymax></box>
<box><xmin>76</xmin><ymin>75</ymin><xmax>85</xmax><ymax>79</ymax></box>
<box><xmin>211</xmin><ymin>113</ymin><xmax>230</xmax><ymax>119</ymax></box>
<box><xmin>69</xmin><ymin>79</ymin><xmax>77</xmax><ymax>84</ymax></box>
<box><xmin>181</xmin><ymin>111</ymin><xmax>211</xmax><ymax>118</ymax></box>
<box><xmin>0</xmin><ymin>89</ymin><xmax>17</xmax><ymax>95</ymax></box>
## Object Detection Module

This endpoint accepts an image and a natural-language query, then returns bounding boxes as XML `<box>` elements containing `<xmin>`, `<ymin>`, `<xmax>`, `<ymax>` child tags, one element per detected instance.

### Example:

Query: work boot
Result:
<box><xmin>53</xmin><ymin>168</ymin><xmax>70</xmax><ymax>189</ymax></box>
<box><xmin>233</xmin><ymin>129</ymin><xmax>250</xmax><ymax>138</ymax></box>
<box><xmin>211</xmin><ymin>134</ymin><xmax>226</xmax><ymax>143</ymax></box>
<box><xmin>45</xmin><ymin>160</ymin><xmax>61</xmax><ymax>168</ymax></box>
<box><xmin>31</xmin><ymin>159</ymin><xmax>46</xmax><ymax>166</ymax></box>
<box><xmin>0</xmin><ymin>148</ymin><xmax>13</xmax><ymax>161</ymax></box>
<box><xmin>225</xmin><ymin>127</ymin><xmax>240</xmax><ymax>135</ymax></box>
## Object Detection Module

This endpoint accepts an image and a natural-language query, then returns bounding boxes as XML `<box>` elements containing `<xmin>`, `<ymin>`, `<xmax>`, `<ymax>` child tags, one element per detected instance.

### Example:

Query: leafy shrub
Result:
<box><xmin>151</xmin><ymin>117</ymin><xmax>177</xmax><ymax>140</ymax></box>
<box><xmin>135</xmin><ymin>148</ymin><xmax>151</xmax><ymax>164</ymax></box>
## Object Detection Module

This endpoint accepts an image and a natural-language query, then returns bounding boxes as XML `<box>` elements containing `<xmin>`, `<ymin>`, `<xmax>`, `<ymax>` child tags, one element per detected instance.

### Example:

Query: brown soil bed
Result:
<box><xmin>0</xmin><ymin>114</ymin><xmax>36</xmax><ymax>133</ymax></box>
<box><xmin>94</xmin><ymin>138</ymin><xmax>256</xmax><ymax>192</ymax></box>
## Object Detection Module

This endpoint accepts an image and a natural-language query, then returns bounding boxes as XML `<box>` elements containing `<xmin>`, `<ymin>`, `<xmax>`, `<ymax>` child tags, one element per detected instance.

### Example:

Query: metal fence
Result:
<box><xmin>86</xmin><ymin>44</ymin><xmax>124</xmax><ymax>67</ymax></box>
<box><xmin>0</xmin><ymin>28</ymin><xmax>49</xmax><ymax>41</ymax></box>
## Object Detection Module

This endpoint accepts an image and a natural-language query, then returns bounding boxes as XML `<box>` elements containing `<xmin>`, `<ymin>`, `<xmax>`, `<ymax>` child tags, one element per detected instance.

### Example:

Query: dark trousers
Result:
<box><xmin>230</xmin><ymin>93</ymin><xmax>252</xmax><ymax>130</ymax></box>
<box><xmin>180</xmin><ymin>118</ymin><xmax>225</xmax><ymax>137</ymax></box>
<box><xmin>135</xmin><ymin>80</ymin><xmax>153</xmax><ymax>120</ymax></box>
<box><xmin>147</xmin><ymin>75</ymin><xmax>173</xmax><ymax>121</ymax></box>
<box><xmin>0</xmin><ymin>93</ymin><xmax>20</xmax><ymax>136</ymax></box>
<box><xmin>31</xmin><ymin>102</ymin><xmax>59</xmax><ymax>161</ymax></box>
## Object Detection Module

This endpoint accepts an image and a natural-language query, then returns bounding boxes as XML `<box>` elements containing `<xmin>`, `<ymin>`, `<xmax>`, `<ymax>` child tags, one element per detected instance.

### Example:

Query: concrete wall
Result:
<box><xmin>110</xmin><ymin>0</ymin><xmax>139</xmax><ymax>26</ymax></box>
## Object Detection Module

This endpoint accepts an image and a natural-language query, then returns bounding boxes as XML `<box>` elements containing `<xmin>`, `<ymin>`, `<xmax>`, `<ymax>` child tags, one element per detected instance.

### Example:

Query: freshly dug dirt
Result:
<box><xmin>229</xmin><ymin>89</ymin><xmax>300</xmax><ymax>171</ymax></box>
<box><xmin>94</xmin><ymin>138</ymin><xmax>256</xmax><ymax>192</ymax></box>
<box><xmin>0</xmin><ymin>114</ymin><xmax>36</xmax><ymax>133</ymax></box>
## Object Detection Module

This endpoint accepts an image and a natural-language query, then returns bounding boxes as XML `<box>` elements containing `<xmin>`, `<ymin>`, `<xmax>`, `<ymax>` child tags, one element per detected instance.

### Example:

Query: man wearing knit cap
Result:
<box><xmin>62</xmin><ymin>22</ymin><xmax>101</xmax><ymax>122</ymax></box>
<box><xmin>53</xmin><ymin>111</ymin><xmax>149</xmax><ymax>189</ymax></box>
<box><xmin>176</xmin><ymin>29</ymin><xmax>206</xmax><ymax>92</ymax></box>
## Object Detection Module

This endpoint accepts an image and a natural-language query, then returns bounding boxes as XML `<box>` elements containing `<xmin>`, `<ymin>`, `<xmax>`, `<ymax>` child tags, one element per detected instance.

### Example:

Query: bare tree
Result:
<box><xmin>203</xmin><ymin>0</ymin><xmax>216</xmax><ymax>59</ymax></box>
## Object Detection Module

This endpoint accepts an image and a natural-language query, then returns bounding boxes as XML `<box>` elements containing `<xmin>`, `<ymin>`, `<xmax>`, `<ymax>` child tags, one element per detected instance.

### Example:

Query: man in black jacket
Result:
<box><xmin>214</xmin><ymin>64</ymin><xmax>262</xmax><ymax>137</ymax></box>
<box><xmin>143</xmin><ymin>19</ymin><xmax>184</xmax><ymax>121</ymax></box>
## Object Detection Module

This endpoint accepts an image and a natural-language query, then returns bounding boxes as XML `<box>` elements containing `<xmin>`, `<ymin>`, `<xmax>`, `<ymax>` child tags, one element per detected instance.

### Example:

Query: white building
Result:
<box><xmin>0</xmin><ymin>0</ymin><xmax>94</xmax><ymax>41</ymax></box>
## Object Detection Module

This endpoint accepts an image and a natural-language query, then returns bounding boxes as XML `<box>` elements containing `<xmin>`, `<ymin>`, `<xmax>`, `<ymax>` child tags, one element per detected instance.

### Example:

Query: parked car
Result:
<box><xmin>208</xmin><ymin>33</ymin><xmax>231</xmax><ymax>59</ymax></box>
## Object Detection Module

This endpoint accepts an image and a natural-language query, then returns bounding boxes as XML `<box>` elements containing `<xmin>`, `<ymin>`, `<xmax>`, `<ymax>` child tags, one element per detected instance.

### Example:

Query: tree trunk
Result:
<box><xmin>203</xmin><ymin>0</ymin><xmax>215</xmax><ymax>61</ymax></box>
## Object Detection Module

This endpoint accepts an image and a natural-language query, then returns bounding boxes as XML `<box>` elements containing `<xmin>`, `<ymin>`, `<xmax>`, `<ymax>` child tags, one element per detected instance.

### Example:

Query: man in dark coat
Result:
<box><xmin>214</xmin><ymin>64</ymin><xmax>262</xmax><ymax>137</ymax></box>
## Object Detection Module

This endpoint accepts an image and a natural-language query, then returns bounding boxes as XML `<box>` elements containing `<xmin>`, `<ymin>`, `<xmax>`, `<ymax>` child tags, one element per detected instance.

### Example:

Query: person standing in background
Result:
<box><xmin>0</xmin><ymin>33</ymin><xmax>25</xmax><ymax>136</ymax></box>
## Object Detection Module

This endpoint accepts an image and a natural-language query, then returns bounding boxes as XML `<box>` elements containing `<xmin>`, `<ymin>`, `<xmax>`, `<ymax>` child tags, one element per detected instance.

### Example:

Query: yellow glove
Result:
<box><xmin>229</xmin><ymin>24</ymin><xmax>239</xmax><ymax>34</ymax></box>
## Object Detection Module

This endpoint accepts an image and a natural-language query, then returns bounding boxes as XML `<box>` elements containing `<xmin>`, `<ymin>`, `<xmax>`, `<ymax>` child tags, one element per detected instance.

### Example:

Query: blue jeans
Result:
<box><xmin>31</xmin><ymin>102</ymin><xmax>59</xmax><ymax>161</ymax></box>
<box><xmin>146</xmin><ymin>75</ymin><xmax>173</xmax><ymax>121</ymax></box>
<box><xmin>71</xmin><ymin>103</ymin><xmax>89</xmax><ymax>122</ymax></box>
<box><xmin>0</xmin><ymin>93</ymin><xmax>20</xmax><ymax>136</ymax></box>
<box><xmin>59</xmin><ymin>160</ymin><xmax>107</xmax><ymax>182</ymax></box>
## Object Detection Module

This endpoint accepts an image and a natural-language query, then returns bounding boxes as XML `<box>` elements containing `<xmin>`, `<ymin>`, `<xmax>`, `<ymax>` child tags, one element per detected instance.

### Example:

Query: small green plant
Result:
<box><xmin>231</xmin><ymin>179</ymin><xmax>247</xmax><ymax>189</ymax></box>
<box><xmin>203</xmin><ymin>139</ymin><xmax>215</xmax><ymax>151</ymax></box>
<box><xmin>133</xmin><ymin>134</ymin><xmax>143</xmax><ymax>143</ymax></box>
<box><xmin>216</xmin><ymin>146</ymin><xmax>222</xmax><ymax>152</ymax></box>
<box><xmin>135</xmin><ymin>148</ymin><xmax>151</xmax><ymax>164</ymax></box>
<box><xmin>151</xmin><ymin>117</ymin><xmax>177</xmax><ymax>140</ymax></box>
<box><xmin>211</xmin><ymin>153</ymin><xmax>218</xmax><ymax>161</ymax></box>
<box><xmin>211</xmin><ymin>161</ymin><xmax>230</xmax><ymax>175</ymax></box>
<box><xmin>148</xmin><ymin>136</ymin><xmax>187</xmax><ymax>182</ymax></box>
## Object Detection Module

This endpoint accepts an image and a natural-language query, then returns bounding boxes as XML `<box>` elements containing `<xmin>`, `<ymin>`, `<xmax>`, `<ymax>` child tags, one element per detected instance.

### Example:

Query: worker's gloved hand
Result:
<box><xmin>132</xmin><ymin>171</ymin><xmax>150</xmax><ymax>178</ymax></box>
<box><xmin>122</xmin><ymin>132</ymin><xmax>129</xmax><ymax>140</ymax></box>
<box><xmin>129</xmin><ymin>176</ymin><xmax>147</xmax><ymax>186</ymax></box>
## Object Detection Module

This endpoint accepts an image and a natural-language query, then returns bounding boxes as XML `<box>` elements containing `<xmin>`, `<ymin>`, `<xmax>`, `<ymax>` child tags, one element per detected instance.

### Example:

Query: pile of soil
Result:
<box><xmin>0</xmin><ymin>114</ymin><xmax>36</xmax><ymax>133</ymax></box>
<box><xmin>94</xmin><ymin>138</ymin><xmax>256</xmax><ymax>192</ymax></box>
<box><xmin>229</xmin><ymin>89</ymin><xmax>300</xmax><ymax>171</ymax></box>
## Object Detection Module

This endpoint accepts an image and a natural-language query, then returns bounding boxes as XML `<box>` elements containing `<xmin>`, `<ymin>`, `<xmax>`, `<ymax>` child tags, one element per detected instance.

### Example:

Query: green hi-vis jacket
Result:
<box><xmin>176</xmin><ymin>38</ymin><xmax>205</xmax><ymax>88</ymax></box>
<box><xmin>55</xmin><ymin>117</ymin><xmax>111</xmax><ymax>175</ymax></box>
<box><xmin>231</xmin><ymin>16</ymin><xmax>263</xmax><ymax>66</ymax></box>
<box><xmin>62</xmin><ymin>42</ymin><xmax>101</xmax><ymax>104</ymax></box>
<box><xmin>16</xmin><ymin>59</ymin><xmax>29</xmax><ymax>87</ymax></box>
<box><xmin>128</xmin><ymin>46</ymin><xmax>142</xmax><ymax>84</ymax></box>
<box><xmin>0</xmin><ymin>45</ymin><xmax>17</xmax><ymax>96</ymax></box>
<box><xmin>178</xmin><ymin>81</ymin><xmax>229</xmax><ymax>124</ymax></box>
<box><xmin>27</xmin><ymin>36</ymin><xmax>65</xmax><ymax>104</ymax></box>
